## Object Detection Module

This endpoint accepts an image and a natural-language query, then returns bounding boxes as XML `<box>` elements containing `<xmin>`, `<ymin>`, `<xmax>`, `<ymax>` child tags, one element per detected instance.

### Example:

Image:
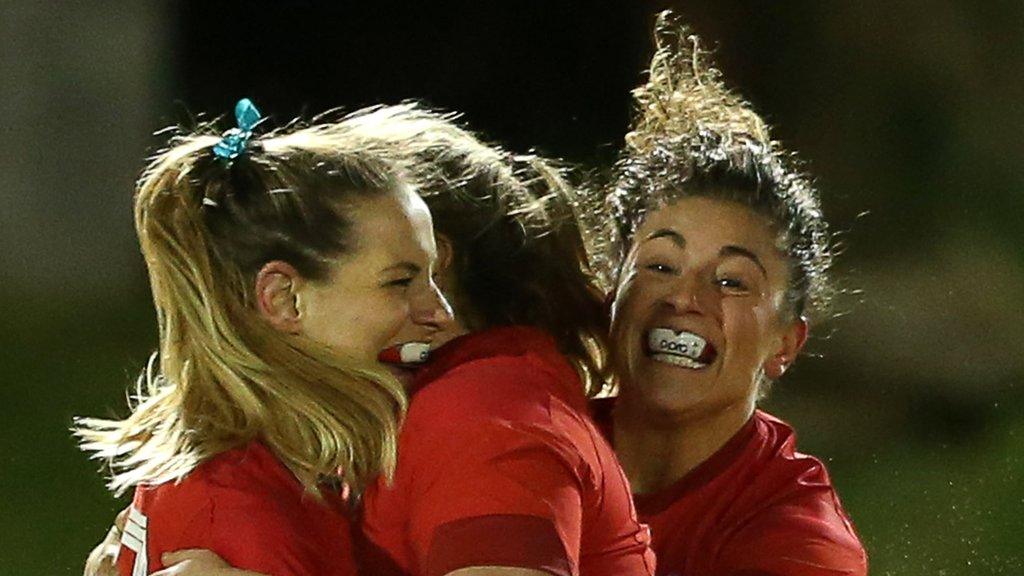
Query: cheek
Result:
<box><xmin>610</xmin><ymin>300</ymin><xmax>644</xmax><ymax>362</ymax></box>
<box><xmin>610</xmin><ymin>284</ymin><xmax>653</xmax><ymax>380</ymax></box>
<box><xmin>722</xmin><ymin>301</ymin><xmax>775</xmax><ymax>357</ymax></box>
<box><xmin>611</xmin><ymin>268</ymin><xmax>658</xmax><ymax>325</ymax></box>
<box><xmin>300</xmin><ymin>296</ymin><xmax>364</xmax><ymax>354</ymax></box>
<box><xmin>721</xmin><ymin>300</ymin><xmax>758</xmax><ymax>337</ymax></box>
<box><xmin>610</xmin><ymin>271</ymin><xmax>636</xmax><ymax>324</ymax></box>
<box><xmin>311</xmin><ymin>289</ymin><xmax>392</xmax><ymax>346</ymax></box>
<box><xmin>367</xmin><ymin>291</ymin><xmax>406</xmax><ymax>331</ymax></box>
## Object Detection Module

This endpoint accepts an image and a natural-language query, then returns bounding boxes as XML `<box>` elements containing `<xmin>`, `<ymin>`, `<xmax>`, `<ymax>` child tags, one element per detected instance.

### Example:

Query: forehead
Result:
<box><xmin>636</xmin><ymin>196</ymin><xmax>779</xmax><ymax>253</ymax></box>
<box><xmin>346</xmin><ymin>188</ymin><xmax>435</xmax><ymax>259</ymax></box>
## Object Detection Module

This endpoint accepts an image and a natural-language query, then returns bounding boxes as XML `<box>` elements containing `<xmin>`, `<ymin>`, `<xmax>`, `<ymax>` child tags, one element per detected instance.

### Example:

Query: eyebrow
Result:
<box><xmin>380</xmin><ymin>262</ymin><xmax>421</xmax><ymax>276</ymax></box>
<box><xmin>720</xmin><ymin>246</ymin><xmax>768</xmax><ymax>278</ymax></box>
<box><xmin>644</xmin><ymin>229</ymin><xmax>768</xmax><ymax>278</ymax></box>
<box><xmin>644</xmin><ymin>228</ymin><xmax>686</xmax><ymax>248</ymax></box>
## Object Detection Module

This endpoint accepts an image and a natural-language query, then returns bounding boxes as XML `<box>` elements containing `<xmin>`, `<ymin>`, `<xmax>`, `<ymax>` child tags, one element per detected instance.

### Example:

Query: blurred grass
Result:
<box><xmin>0</xmin><ymin>292</ymin><xmax>151</xmax><ymax>574</ymax></box>
<box><xmin>838</xmin><ymin>410</ymin><xmax>1024</xmax><ymax>575</ymax></box>
<box><xmin>768</xmin><ymin>386</ymin><xmax>1024</xmax><ymax>575</ymax></box>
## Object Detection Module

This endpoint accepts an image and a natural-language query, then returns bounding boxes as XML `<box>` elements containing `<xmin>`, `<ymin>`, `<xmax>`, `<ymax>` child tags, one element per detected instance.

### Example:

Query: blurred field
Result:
<box><xmin>2</xmin><ymin>1</ymin><xmax>1020</xmax><ymax>574</ymax></box>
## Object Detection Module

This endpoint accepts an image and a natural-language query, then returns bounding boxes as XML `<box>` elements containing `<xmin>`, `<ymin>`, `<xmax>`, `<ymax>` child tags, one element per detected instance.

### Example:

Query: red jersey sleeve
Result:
<box><xmin>403</xmin><ymin>416</ymin><xmax>589</xmax><ymax>576</ymax></box>
<box><xmin>716</xmin><ymin>503</ymin><xmax>868</xmax><ymax>576</ymax></box>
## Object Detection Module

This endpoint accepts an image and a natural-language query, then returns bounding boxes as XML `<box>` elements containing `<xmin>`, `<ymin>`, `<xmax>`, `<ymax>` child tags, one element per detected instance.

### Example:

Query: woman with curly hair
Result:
<box><xmin>592</xmin><ymin>12</ymin><xmax>868</xmax><ymax>576</ymax></box>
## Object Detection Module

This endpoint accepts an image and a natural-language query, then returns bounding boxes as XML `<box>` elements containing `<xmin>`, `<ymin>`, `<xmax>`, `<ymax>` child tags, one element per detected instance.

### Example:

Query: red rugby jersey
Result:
<box><xmin>359</xmin><ymin>326</ymin><xmax>656</xmax><ymax>576</ymax></box>
<box><xmin>115</xmin><ymin>441</ymin><xmax>356</xmax><ymax>576</ymax></box>
<box><xmin>592</xmin><ymin>400</ymin><xmax>867</xmax><ymax>576</ymax></box>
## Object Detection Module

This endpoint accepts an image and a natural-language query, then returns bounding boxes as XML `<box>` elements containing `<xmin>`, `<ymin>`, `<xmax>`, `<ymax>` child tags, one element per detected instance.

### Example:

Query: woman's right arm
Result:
<box><xmin>152</xmin><ymin>550</ymin><xmax>264</xmax><ymax>576</ymax></box>
<box><xmin>151</xmin><ymin>552</ymin><xmax>553</xmax><ymax>576</ymax></box>
<box><xmin>445</xmin><ymin>569</ymin><xmax>551</xmax><ymax>576</ymax></box>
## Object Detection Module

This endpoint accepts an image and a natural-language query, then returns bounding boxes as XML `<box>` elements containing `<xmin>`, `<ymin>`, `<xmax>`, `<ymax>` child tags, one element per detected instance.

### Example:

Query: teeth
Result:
<box><xmin>647</xmin><ymin>328</ymin><xmax>708</xmax><ymax>361</ymax></box>
<box><xmin>650</xmin><ymin>353</ymin><xmax>707</xmax><ymax>369</ymax></box>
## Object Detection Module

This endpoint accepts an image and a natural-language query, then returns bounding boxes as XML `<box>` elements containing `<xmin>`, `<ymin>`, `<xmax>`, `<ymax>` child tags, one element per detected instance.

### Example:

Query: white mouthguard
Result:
<box><xmin>647</xmin><ymin>328</ymin><xmax>708</xmax><ymax>361</ymax></box>
<box><xmin>398</xmin><ymin>342</ymin><xmax>431</xmax><ymax>364</ymax></box>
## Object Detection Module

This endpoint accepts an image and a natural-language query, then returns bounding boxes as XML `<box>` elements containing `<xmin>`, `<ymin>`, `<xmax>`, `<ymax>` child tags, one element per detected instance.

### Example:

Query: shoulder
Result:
<box><xmin>142</xmin><ymin>442</ymin><xmax>339</xmax><ymax>533</ymax></box>
<box><xmin>720</xmin><ymin>412</ymin><xmax>867</xmax><ymax>576</ymax></box>
<box><xmin>721</xmin><ymin>510</ymin><xmax>867</xmax><ymax>576</ymax></box>
<box><xmin>749</xmin><ymin>412</ymin><xmax>840</xmax><ymax>497</ymax></box>
<box><xmin>749</xmin><ymin>412</ymin><xmax>860</xmax><ymax>532</ymax></box>
<box><xmin>408</xmin><ymin>352</ymin><xmax>578</xmax><ymax>433</ymax></box>
<box><xmin>139</xmin><ymin>443</ymin><xmax>267</xmax><ymax>513</ymax></box>
<box><xmin>398</xmin><ymin>359</ymin><xmax>595</xmax><ymax>488</ymax></box>
<box><xmin>138</xmin><ymin>442</ymin><xmax>354</xmax><ymax>575</ymax></box>
<box><xmin>159</xmin><ymin>442</ymin><xmax>295</xmax><ymax>499</ymax></box>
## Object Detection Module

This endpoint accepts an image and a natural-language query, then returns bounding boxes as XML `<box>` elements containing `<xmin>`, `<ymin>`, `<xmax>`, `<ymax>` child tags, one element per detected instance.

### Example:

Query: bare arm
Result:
<box><xmin>446</xmin><ymin>569</ymin><xmax>552</xmax><ymax>576</ymax></box>
<box><xmin>151</xmin><ymin>550</ymin><xmax>264</xmax><ymax>576</ymax></box>
<box><xmin>155</xmin><ymin>552</ymin><xmax>555</xmax><ymax>576</ymax></box>
<box><xmin>83</xmin><ymin>509</ymin><xmax>128</xmax><ymax>576</ymax></box>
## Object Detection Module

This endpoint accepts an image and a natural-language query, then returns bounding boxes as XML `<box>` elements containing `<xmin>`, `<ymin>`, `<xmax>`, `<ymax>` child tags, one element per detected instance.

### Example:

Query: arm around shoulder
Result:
<box><xmin>445</xmin><ymin>568</ymin><xmax>558</xmax><ymax>576</ymax></box>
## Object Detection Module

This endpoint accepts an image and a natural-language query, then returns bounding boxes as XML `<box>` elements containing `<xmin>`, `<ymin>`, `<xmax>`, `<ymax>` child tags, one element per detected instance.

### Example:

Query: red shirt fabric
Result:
<box><xmin>359</xmin><ymin>326</ymin><xmax>656</xmax><ymax>576</ymax></box>
<box><xmin>115</xmin><ymin>441</ymin><xmax>356</xmax><ymax>576</ymax></box>
<box><xmin>592</xmin><ymin>400</ymin><xmax>867</xmax><ymax>576</ymax></box>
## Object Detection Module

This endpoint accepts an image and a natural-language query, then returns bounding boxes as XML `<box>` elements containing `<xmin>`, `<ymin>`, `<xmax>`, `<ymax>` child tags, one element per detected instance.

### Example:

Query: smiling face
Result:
<box><xmin>297</xmin><ymin>186</ymin><xmax>450</xmax><ymax>364</ymax></box>
<box><xmin>375</xmin><ymin>233</ymin><xmax>469</xmax><ymax>383</ymax></box>
<box><xmin>610</xmin><ymin>196</ymin><xmax>807</xmax><ymax>421</ymax></box>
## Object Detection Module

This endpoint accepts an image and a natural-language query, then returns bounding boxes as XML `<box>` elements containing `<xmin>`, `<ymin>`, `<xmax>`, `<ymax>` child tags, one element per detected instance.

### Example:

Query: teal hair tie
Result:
<box><xmin>213</xmin><ymin>98</ymin><xmax>263</xmax><ymax>160</ymax></box>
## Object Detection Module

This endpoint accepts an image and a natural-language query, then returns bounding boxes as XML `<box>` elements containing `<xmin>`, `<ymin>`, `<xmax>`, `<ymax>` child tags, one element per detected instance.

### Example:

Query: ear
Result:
<box><xmin>763</xmin><ymin>316</ymin><xmax>809</xmax><ymax>380</ymax></box>
<box><xmin>430</xmin><ymin>233</ymin><xmax>457</xmax><ymax>295</ymax></box>
<box><xmin>435</xmin><ymin>233</ymin><xmax>454</xmax><ymax>275</ymax></box>
<box><xmin>255</xmin><ymin>261</ymin><xmax>303</xmax><ymax>334</ymax></box>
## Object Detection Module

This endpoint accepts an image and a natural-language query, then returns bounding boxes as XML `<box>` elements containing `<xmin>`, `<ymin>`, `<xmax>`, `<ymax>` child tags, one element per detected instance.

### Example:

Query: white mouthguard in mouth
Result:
<box><xmin>646</xmin><ymin>328</ymin><xmax>713</xmax><ymax>368</ymax></box>
<box><xmin>378</xmin><ymin>342</ymin><xmax>431</xmax><ymax>365</ymax></box>
<box><xmin>399</xmin><ymin>342</ymin><xmax>431</xmax><ymax>364</ymax></box>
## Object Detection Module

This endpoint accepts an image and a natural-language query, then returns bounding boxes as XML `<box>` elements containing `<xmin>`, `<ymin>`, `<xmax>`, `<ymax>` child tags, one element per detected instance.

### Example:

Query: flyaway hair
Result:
<box><xmin>610</xmin><ymin>10</ymin><xmax>834</xmax><ymax>321</ymax></box>
<box><xmin>624</xmin><ymin>12</ymin><xmax>770</xmax><ymax>157</ymax></box>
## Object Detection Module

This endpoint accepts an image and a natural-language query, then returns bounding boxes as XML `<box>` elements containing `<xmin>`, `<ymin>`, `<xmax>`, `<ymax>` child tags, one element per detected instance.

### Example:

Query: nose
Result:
<box><xmin>660</xmin><ymin>272</ymin><xmax>707</xmax><ymax>315</ymax></box>
<box><xmin>409</xmin><ymin>278</ymin><xmax>455</xmax><ymax>329</ymax></box>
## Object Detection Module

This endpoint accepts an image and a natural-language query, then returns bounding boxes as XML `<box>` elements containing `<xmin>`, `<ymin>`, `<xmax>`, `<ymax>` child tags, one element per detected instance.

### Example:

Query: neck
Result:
<box><xmin>612</xmin><ymin>395</ymin><xmax>754</xmax><ymax>495</ymax></box>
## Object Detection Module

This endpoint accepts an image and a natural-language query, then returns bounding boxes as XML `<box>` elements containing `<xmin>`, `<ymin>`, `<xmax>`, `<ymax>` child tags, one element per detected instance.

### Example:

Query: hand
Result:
<box><xmin>152</xmin><ymin>549</ymin><xmax>265</xmax><ymax>576</ymax></box>
<box><xmin>83</xmin><ymin>508</ymin><xmax>129</xmax><ymax>576</ymax></box>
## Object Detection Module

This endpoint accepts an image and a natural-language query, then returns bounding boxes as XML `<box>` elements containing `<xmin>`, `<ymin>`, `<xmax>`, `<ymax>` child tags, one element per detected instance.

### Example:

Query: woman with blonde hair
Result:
<box><xmin>76</xmin><ymin>98</ymin><xmax>450</xmax><ymax>576</ymax></box>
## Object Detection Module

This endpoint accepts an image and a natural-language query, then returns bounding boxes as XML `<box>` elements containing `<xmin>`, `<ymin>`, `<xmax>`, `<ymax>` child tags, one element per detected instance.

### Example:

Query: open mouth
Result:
<box><xmin>377</xmin><ymin>342</ymin><xmax>432</xmax><ymax>366</ymax></box>
<box><xmin>645</xmin><ymin>328</ymin><xmax>718</xmax><ymax>369</ymax></box>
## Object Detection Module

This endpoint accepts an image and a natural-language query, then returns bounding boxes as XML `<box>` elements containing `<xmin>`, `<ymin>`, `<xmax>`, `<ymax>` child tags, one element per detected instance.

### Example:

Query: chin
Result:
<box><xmin>620</xmin><ymin>360</ymin><xmax>714</xmax><ymax>417</ymax></box>
<box><xmin>383</xmin><ymin>364</ymin><xmax>417</xmax><ymax>388</ymax></box>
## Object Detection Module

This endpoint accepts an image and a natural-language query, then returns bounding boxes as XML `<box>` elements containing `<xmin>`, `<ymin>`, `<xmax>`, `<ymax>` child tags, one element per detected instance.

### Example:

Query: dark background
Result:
<box><xmin>2</xmin><ymin>1</ymin><xmax>1021</xmax><ymax>574</ymax></box>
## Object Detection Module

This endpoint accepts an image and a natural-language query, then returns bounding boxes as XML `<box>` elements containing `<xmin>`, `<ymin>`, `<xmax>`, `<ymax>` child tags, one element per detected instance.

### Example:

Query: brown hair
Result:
<box><xmin>334</xmin><ymin>104</ymin><xmax>611</xmax><ymax>395</ymax></box>
<box><xmin>608</xmin><ymin>11</ymin><xmax>834</xmax><ymax>322</ymax></box>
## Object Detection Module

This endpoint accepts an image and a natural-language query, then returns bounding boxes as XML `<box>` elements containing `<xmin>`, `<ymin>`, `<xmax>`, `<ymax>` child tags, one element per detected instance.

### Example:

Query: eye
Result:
<box><xmin>644</xmin><ymin>262</ymin><xmax>677</xmax><ymax>275</ymax></box>
<box><xmin>715</xmin><ymin>276</ymin><xmax>748</xmax><ymax>292</ymax></box>
<box><xmin>385</xmin><ymin>276</ymin><xmax>415</xmax><ymax>288</ymax></box>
